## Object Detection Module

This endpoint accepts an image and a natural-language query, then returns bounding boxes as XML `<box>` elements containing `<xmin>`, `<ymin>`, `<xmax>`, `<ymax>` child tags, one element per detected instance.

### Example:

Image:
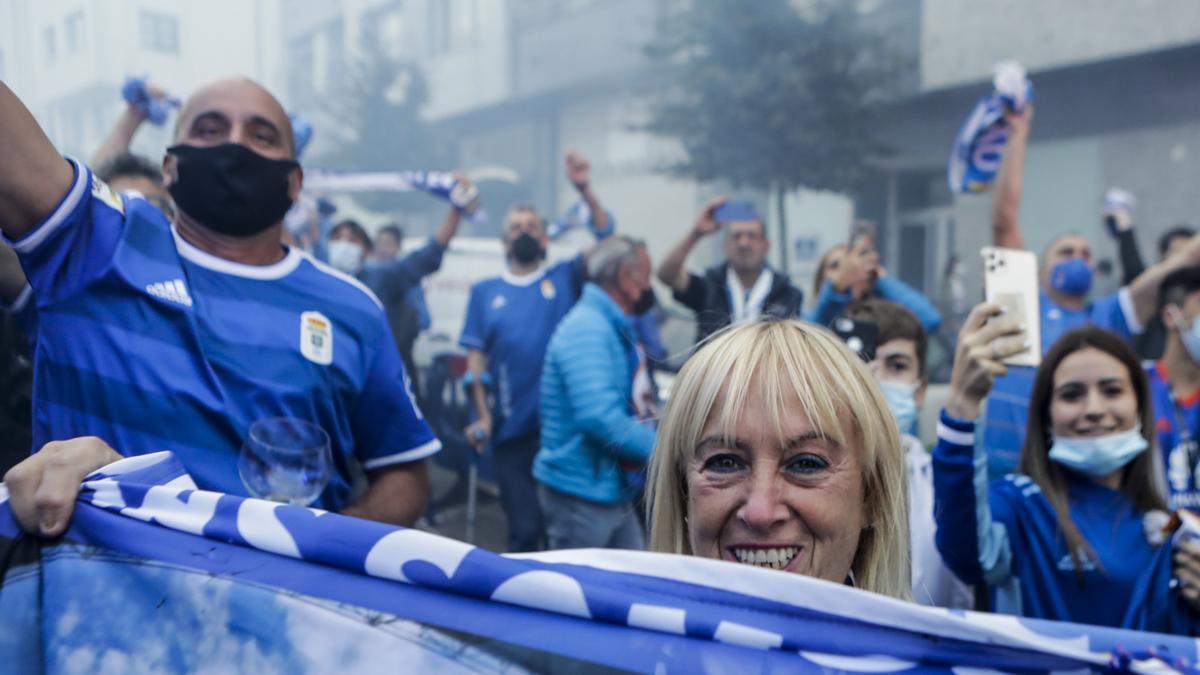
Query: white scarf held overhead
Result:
<box><xmin>728</xmin><ymin>268</ymin><xmax>774</xmax><ymax>324</ymax></box>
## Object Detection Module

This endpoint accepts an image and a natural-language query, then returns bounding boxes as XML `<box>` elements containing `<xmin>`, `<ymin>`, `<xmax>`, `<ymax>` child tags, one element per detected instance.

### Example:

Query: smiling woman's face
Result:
<box><xmin>1048</xmin><ymin>347</ymin><xmax>1139</xmax><ymax>439</ymax></box>
<box><xmin>684</xmin><ymin>386</ymin><xmax>867</xmax><ymax>581</ymax></box>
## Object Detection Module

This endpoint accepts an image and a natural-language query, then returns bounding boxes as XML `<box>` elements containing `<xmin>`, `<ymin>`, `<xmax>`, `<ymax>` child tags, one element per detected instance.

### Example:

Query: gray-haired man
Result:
<box><xmin>534</xmin><ymin>236</ymin><xmax>657</xmax><ymax>550</ymax></box>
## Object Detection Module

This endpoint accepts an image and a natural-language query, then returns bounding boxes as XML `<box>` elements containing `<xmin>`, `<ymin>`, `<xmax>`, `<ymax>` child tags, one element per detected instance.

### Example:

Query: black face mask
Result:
<box><xmin>632</xmin><ymin>287</ymin><xmax>656</xmax><ymax>315</ymax></box>
<box><xmin>510</xmin><ymin>232</ymin><xmax>545</xmax><ymax>265</ymax></box>
<box><xmin>167</xmin><ymin>143</ymin><xmax>299</xmax><ymax>237</ymax></box>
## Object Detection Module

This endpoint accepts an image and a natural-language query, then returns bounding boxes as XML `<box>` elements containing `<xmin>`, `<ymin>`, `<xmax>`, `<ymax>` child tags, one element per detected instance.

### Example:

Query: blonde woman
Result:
<box><xmin>646</xmin><ymin>319</ymin><xmax>911</xmax><ymax>600</ymax></box>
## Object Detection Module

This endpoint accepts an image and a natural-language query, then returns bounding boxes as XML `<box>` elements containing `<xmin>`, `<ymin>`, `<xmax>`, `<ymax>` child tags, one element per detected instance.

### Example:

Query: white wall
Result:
<box><xmin>921</xmin><ymin>0</ymin><xmax>1200</xmax><ymax>90</ymax></box>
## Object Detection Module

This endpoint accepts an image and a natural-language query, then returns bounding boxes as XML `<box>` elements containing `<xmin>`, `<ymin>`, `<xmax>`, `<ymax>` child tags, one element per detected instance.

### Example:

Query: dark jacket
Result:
<box><xmin>673</xmin><ymin>263</ymin><xmax>804</xmax><ymax>344</ymax></box>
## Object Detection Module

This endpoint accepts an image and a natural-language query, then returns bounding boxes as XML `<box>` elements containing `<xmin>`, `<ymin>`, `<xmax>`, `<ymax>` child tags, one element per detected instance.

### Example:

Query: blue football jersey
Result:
<box><xmin>459</xmin><ymin>258</ymin><xmax>586</xmax><ymax>444</ymax></box>
<box><xmin>1147</xmin><ymin>362</ymin><xmax>1200</xmax><ymax>510</ymax></box>
<box><xmin>5</xmin><ymin>158</ymin><xmax>439</xmax><ymax>510</ymax></box>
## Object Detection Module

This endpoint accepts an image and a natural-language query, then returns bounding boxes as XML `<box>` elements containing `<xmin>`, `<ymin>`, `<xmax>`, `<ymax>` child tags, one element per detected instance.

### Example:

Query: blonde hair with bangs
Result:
<box><xmin>646</xmin><ymin>319</ymin><xmax>911</xmax><ymax>600</ymax></box>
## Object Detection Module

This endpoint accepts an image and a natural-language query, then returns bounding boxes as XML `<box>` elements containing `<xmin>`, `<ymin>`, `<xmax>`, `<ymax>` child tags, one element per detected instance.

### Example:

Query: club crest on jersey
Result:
<box><xmin>300</xmin><ymin>311</ymin><xmax>333</xmax><ymax>365</ymax></box>
<box><xmin>91</xmin><ymin>176</ymin><xmax>125</xmax><ymax>214</ymax></box>
<box><xmin>541</xmin><ymin>279</ymin><xmax>556</xmax><ymax>300</ymax></box>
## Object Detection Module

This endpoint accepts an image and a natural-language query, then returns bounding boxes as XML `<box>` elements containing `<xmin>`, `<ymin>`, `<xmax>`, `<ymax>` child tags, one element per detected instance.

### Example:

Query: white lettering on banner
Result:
<box><xmin>364</xmin><ymin>529</ymin><xmax>474</xmax><ymax>583</ymax></box>
<box><xmin>237</xmin><ymin>499</ymin><xmax>302</xmax><ymax>558</ymax></box>
<box><xmin>713</xmin><ymin>621</ymin><xmax>784</xmax><ymax>650</ymax></box>
<box><xmin>491</xmin><ymin>571</ymin><xmax>592</xmax><ymax>619</ymax></box>
<box><xmin>627</xmin><ymin>603</ymin><xmax>686</xmax><ymax>635</ymax></box>
<box><xmin>971</xmin><ymin>124</ymin><xmax>1008</xmax><ymax>173</ymax></box>
<box><xmin>87</xmin><ymin>483</ymin><xmax>221</xmax><ymax>535</ymax></box>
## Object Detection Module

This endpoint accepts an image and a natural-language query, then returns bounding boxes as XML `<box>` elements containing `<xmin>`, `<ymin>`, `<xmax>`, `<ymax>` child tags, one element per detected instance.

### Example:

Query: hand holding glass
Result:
<box><xmin>238</xmin><ymin>418</ymin><xmax>332</xmax><ymax>506</ymax></box>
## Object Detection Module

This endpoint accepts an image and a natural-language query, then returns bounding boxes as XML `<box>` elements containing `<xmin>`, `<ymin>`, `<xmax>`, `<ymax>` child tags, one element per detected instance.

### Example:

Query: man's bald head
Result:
<box><xmin>174</xmin><ymin>77</ymin><xmax>295</xmax><ymax>159</ymax></box>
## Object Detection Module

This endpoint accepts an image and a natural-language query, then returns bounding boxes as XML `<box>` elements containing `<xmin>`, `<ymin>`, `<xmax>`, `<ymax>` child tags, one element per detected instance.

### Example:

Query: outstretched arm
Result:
<box><xmin>1126</xmin><ymin>234</ymin><xmax>1200</xmax><ymax>327</ymax></box>
<box><xmin>91</xmin><ymin>101</ymin><xmax>148</xmax><ymax>169</ymax></box>
<box><xmin>0</xmin><ymin>82</ymin><xmax>75</xmax><ymax>241</ymax></box>
<box><xmin>657</xmin><ymin>197</ymin><xmax>724</xmax><ymax>293</ymax></box>
<box><xmin>991</xmin><ymin>106</ymin><xmax>1033</xmax><ymax>250</ymax></box>
<box><xmin>565</xmin><ymin>150</ymin><xmax>611</xmax><ymax>236</ymax></box>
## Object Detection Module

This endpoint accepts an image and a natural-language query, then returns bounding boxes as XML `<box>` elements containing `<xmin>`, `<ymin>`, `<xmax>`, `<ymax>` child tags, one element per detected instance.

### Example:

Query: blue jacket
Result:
<box><xmin>535</xmin><ymin>284</ymin><xmax>656</xmax><ymax>504</ymax></box>
<box><xmin>804</xmin><ymin>276</ymin><xmax>942</xmax><ymax>332</ymax></box>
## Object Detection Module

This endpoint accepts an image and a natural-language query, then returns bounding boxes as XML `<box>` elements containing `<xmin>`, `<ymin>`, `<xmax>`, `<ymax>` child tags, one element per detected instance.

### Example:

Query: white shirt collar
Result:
<box><xmin>172</xmin><ymin>225</ymin><xmax>301</xmax><ymax>280</ymax></box>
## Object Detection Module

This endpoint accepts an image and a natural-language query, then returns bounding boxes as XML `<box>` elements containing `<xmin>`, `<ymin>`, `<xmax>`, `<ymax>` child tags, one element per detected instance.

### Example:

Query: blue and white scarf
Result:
<box><xmin>121</xmin><ymin>75</ymin><xmax>181</xmax><ymax>127</ymax></box>
<box><xmin>947</xmin><ymin>61</ymin><xmax>1034</xmax><ymax>194</ymax></box>
<box><xmin>303</xmin><ymin>169</ymin><xmax>486</xmax><ymax>223</ymax></box>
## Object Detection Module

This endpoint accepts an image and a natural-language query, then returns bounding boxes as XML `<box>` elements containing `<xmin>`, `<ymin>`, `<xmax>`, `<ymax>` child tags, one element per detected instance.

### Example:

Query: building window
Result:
<box><xmin>139</xmin><ymin>11</ymin><xmax>179</xmax><ymax>54</ymax></box>
<box><xmin>429</xmin><ymin>0</ymin><xmax>477</xmax><ymax>56</ymax></box>
<box><xmin>43</xmin><ymin>25</ymin><xmax>56</xmax><ymax>64</ymax></box>
<box><xmin>65</xmin><ymin>11</ymin><xmax>84</xmax><ymax>53</ymax></box>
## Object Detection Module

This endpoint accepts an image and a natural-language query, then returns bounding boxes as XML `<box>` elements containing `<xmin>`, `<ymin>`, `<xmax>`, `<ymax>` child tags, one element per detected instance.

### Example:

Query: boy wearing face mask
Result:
<box><xmin>1149</xmin><ymin>268</ymin><xmax>1200</xmax><ymax>510</ymax></box>
<box><xmin>982</xmin><ymin>105</ymin><xmax>1200</xmax><ymax>478</ymax></box>
<box><xmin>459</xmin><ymin>150</ymin><xmax>615</xmax><ymax>553</ymax></box>
<box><xmin>842</xmin><ymin>300</ymin><xmax>973</xmax><ymax>609</ymax></box>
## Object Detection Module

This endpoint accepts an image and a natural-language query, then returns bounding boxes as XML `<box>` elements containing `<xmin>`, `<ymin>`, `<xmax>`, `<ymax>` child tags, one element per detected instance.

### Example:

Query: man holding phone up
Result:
<box><xmin>981</xmin><ymin>104</ymin><xmax>1200</xmax><ymax>476</ymax></box>
<box><xmin>657</xmin><ymin>198</ymin><xmax>804</xmax><ymax>345</ymax></box>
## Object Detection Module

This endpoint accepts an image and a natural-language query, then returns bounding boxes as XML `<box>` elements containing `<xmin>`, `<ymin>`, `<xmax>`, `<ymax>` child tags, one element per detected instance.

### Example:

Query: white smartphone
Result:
<box><xmin>981</xmin><ymin>247</ymin><xmax>1040</xmax><ymax>367</ymax></box>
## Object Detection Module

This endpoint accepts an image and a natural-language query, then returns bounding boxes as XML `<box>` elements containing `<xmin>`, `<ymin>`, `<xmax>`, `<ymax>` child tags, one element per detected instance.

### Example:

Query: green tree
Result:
<box><xmin>644</xmin><ymin>0</ymin><xmax>903</xmax><ymax>271</ymax></box>
<box><xmin>317</xmin><ymin>31</ymin><xmax>453</xmax><ymax>216</ymax></box>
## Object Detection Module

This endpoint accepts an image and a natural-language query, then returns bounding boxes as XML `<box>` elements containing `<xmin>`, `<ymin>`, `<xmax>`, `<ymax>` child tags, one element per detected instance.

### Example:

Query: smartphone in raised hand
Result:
<box><xmin>848</xmin><ymin>219</ymin><xmax>876</xmax><ymax>251</ymax></box>
<box><xmin>831</xmin><ymin>316</ymin><xmax>879</xmax><ymax>363</ymax></box>
<box><xmin>981</xmin><ymin>246</ymin><xmax>1040</xmax><ymax>367</ymax></box>
<box><xmin>712</xmin><ymin>200</ymin><xmax>758</xmax><ymax>224</ymax></box>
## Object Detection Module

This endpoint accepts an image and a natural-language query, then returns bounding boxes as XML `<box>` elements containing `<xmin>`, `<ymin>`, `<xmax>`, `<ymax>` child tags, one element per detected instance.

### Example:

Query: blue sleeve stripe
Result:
<box><xmin>1117</xmin><ymin>287</ymin><xmax>1143</xmax><ymax>335</ymax></box>
<box><xmin>9</xmin><ymin>157</ymin><xmax>89</xmax><ymax>254</ymax></box>
<box><xmin>362</xmin><ymin>438</ymin><xmax>443</xmax><ymax>470</ymax></box>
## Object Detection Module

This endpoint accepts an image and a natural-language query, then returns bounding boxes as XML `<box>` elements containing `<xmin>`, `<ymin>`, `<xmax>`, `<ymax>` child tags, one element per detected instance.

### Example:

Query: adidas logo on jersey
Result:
<box><xmin>146</xmin><ymin>279</ymin><xmax>194</xmax><ymax>307</ymax></box>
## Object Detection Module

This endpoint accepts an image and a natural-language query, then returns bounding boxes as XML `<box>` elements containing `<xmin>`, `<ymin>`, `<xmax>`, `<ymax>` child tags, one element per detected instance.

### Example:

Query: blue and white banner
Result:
<box><xmin>0</xmin><ymin>452</ymin><xmax>1196</xmax><ymax>673</ymax></box>
<box><xmin>121</xmin><ymin>75</ymin><xmax>181</xmax><ymax>127</ymax></box>
<box><xmin>548</xmin><ymin>199</ymin><xmax>591</xmax><ymax>240</ymax></box>
<box><xmin>303</xmin><ymin>169</ymin><xmax>486</xmax><ymax>224</ymax></box>
<box><xmin>947</xmin><ymin>61</ymin><xmax>1034</xmax><ymax>194</ymax></box>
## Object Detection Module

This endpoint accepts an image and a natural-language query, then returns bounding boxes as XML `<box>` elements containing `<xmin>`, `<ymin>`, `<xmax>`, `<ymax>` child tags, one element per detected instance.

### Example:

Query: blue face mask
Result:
<box><xmin>1048</xmin><ymin>426</ymin><xmax>1147</xmax><ymax>477</ymax></box>
<box><xmin>880</xmin><ymin>380</ymin><xmax>919</xmax><ymax>437</ymax></box>
<box><xmin>1049</xmin><ymin>258</ymin><xmax>1094</xmax><ymax>297</ymax></box>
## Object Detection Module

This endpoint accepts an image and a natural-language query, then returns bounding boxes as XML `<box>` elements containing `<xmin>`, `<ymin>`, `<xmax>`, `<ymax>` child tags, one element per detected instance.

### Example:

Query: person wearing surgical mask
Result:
<box><xmin>1146</xmin><ymin>267</ymin><xmax>1200</xmax><ymax>510</ymax></box>
<box><xmin>459</xmin><ymin>150</ymin><xmax>616</xmax><ymax>553</ymax></box>
<box><xmin>981</xmin><ymin>102</ymin><xmax>1200</xmax><ymax>479</ymax></box>
<box><xmin>842</xmin><ymin>300</ymin><xmax>972</xmax><ymax>609</ymax></box>
<box><xmin>327</xmin><ymin>202</ymin><xmax>469</xmax><ymax>408</ymax></box>
<box><xmin>933</xmin><ymin>309</ymin><xmax>1200</xmax><ymax>632</ymax></box>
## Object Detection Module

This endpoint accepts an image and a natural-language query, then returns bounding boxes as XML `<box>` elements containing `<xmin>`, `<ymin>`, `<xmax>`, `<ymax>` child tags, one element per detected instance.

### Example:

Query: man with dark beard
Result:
<box><xmin>0</xmin><ymin>77</ymin><xmax>438</xmax><ymax>536</ymax></box>
<box><xmin>459</xmin><ymin>150</ymin><xmax>613</xmax><ymax>552</ymax></box>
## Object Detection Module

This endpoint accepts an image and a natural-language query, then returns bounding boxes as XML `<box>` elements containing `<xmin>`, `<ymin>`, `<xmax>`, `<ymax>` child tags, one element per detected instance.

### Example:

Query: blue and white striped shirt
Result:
<box><xmin>6</xmin><ymin>158</ymin><xmax>439</xmax><ymax>510</ymax></box>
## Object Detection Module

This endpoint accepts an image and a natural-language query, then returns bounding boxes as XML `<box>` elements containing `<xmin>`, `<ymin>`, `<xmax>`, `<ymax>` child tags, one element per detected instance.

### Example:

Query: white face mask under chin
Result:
<box><xmin>327</xmin><ymin>239</ymin><xmax>365</xmax><ymax>274</ymax></box>
<box><xmin>1048</xmin><ymin>425</ymin><xmax>1148</xmax><ymax>477</ymax></box>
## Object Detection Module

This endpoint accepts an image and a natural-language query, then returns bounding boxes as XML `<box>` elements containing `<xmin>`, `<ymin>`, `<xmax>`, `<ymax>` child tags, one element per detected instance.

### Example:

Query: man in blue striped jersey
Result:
<box><xmin>0</xmin><ymin>76</ymin><xmax>439</xmax><ymax>536</ymax></box>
